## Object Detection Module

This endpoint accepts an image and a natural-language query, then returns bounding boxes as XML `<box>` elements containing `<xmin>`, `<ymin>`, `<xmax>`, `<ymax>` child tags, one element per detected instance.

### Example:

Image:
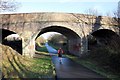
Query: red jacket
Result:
<box><xmin>58</xmin><ymin>49</ymin><xmax>64</xmax><ymax>54</ymax></box>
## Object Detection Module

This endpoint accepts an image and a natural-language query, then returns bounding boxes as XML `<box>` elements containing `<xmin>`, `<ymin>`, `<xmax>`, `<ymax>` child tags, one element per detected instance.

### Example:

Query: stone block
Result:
<box><xmin>24</xmin><ymin>13</ymin><xmax>39</xmax><ymax>22</ymax></box>
<box><xmin>2</xmin><ymin>14</ymin><xmax>10</xmax><ymax>24</ymax></box>
<box><xmin>10</xmin><ymin>14</ymin><xmax>24</xmax><ymax>23</ymax></box>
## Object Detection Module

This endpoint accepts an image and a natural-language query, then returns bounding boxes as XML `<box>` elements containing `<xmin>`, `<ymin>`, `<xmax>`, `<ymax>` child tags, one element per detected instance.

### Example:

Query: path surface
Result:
<box><xmin>45</xmin><ymin>43</ymin><xmax>107</xmax><ymax>79</ymax></box>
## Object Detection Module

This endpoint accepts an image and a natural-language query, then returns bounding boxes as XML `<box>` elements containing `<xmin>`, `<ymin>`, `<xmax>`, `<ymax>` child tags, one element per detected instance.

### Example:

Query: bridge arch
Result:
<box><xmin>0</xmin><ymin>29</ymin><xmax>16</xmax><ymax>40</ymax></box>
<box><xmin>92</xmin><ymin>25</ymin><xmax>119</xmax><ymax>35</ymax></box>
<box><xmin>36</xmin><ymin>26</ymin><xmax>80</xmax><ymax>39</ymax></box>
<box><xmin>90</xmin><ymin>29</ymin><xmax>119</xmax><ymax>46</ymax></box>
<box><xmin>35</xmin><ymin>26</ymin><xmax>82</xmax><ymax>56</ymax></box>
<box><xmin>0</xmin><ymin>29</ymin><xmax>22</xmax><ymax>55</ymax></box>
<box><xmin>92</xmin><ymin>29</ymin><xmax>118</xmax><ymax>37</ymax></box>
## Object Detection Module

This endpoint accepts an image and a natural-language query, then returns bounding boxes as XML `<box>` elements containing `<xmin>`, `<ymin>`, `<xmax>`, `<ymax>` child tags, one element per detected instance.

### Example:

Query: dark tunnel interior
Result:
<box><xmin>0</xmin><ymin>29</ymin><xmax>22</xmax><ymax>55</ymax></box>
<box><xmin>91</xmin><ymin>29</ymin><xmax>120</xmax><ymax>45</ymax></box>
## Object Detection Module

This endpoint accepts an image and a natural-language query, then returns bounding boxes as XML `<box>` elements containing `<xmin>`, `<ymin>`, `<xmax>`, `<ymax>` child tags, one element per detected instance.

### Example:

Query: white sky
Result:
<box><xmin>8</xmin><ymin>34</ymin><xmax>19</xmax><ymax>37</ymax></box>
<box><xmin>40</xmin><ymin>32</ymin><xmax>61</xmax><ymax>39</ymax></box>
<box><xmin>14</xmin><ymin>0</ymin><xmax>120</xmax><ymax>2</ymax></box>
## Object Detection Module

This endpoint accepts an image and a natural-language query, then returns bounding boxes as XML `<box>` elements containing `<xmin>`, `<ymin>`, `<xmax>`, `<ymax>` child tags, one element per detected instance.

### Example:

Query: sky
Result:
<box><xmin>1</xmin><ymin>0</ymin><xmax>120</xmax><ymax>16</ymax></box>
<box><xmin>40</xmin><ymin>32</ymin><xmax>61</xmax><ymax>39</ymax></box>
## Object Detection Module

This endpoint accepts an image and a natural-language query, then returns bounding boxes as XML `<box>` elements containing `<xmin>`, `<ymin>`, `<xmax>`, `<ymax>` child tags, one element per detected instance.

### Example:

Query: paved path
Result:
<box><xmin>45</xmin><ymin>43</ymin><xmax>107</xmax><ymax>80</ymax></box>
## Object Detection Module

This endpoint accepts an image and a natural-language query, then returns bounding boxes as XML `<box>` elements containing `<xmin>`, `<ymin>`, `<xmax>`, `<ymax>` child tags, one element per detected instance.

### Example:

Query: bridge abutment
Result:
<box><xmin>81</xmin><ymin>36</ymin><xmax>88</xmax><ymax>55</ymax></box>
<box><xmin>68</xmin><ymin>37</ymin><xmax>88</xmax><ymax>56</ymax></box>
<box><xmin>22</xmin><ymin>37</ymin><xmax>35</xmax><ymax>58</ymax></box>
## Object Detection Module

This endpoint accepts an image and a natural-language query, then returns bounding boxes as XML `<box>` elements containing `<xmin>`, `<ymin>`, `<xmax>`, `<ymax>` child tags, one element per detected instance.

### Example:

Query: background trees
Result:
<box><xmin>36</xmin><ymin>36</ymin><xmax>46</xmax><ymax>47</ymax></box>
<box><xmin>113</xmin><ymin>1</ymin><xmax>120</xmax><ymax>35</ymax></box>
<box><xmin>48</xmin><ymin>34</ymin><xmax>67</xmax><ymax>47</ymax></box>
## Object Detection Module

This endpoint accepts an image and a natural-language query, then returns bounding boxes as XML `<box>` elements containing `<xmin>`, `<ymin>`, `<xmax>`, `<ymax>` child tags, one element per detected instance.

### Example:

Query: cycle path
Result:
<box><xmin>45</xmin><ymin>43</ymin><xmax>107</xmax><ymax>79</ymax></box>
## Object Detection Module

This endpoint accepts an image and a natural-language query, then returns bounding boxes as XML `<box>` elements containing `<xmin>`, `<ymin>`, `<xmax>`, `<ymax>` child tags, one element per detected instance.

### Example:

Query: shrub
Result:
<box><xmin>89</xmin><ymin>46</ymin><xmax>120</xmax><ymax>72</ymax></box>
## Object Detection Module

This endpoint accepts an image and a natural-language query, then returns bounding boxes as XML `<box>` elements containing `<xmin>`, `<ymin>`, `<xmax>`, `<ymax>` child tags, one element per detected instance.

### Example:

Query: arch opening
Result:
<box><xmin>36</xmin><ymin>26</ymin><xmax>80</xmax><ymax>40</ymax></box>
<box><xmin>35</xmin><ymin>26</ymin><xmax>81</xmax><ymax>56</ymax></box>
<box><xmin>35</xmin><ymin>32</ymin><xmax>68</xmax><ymax>53</ymax></box>
<box><xmin>88</xmin><ymin>29</ymin><xmax>120</xmax><ymax>50</ymax></box>
<box><xmin>0</xmin><ymin>29</ymin><xmax>22</xmax><ymax>55</ymax></box>
<box><xmin>92</xmin><ymin>29</ymin><xmax>118</xmax><ymax>38</ymax></box>
<box><xmin>91</xmin><ymin>29</ymin><xmax>119</xmax><ymax>45</ymax></box>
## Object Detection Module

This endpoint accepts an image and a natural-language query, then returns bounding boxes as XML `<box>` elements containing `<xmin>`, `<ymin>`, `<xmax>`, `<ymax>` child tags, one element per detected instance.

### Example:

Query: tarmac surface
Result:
<box><xmin>45</xmin><ymin>43</ymin><xmax>108</xmax><ymax>80</ymax></box>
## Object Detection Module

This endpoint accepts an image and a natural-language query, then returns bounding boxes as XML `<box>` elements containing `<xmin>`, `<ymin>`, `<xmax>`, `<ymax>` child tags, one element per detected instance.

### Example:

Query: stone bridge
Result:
<box><xmin>0</xmin><ymin>12</ymin><xmax>119</xmax><ymax>57</ymax></box>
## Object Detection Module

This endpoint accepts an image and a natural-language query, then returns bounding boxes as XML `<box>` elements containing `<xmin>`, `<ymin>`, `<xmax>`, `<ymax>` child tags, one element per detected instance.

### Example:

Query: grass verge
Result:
<box><xmin>36</xmin><ymin>45</ymin><xmax>48</xmax><ymax>53</ymax></box>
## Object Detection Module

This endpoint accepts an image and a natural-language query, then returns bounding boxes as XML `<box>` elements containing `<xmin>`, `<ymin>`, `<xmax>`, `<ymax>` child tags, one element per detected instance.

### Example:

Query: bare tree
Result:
<box><xmin>85</xmin><ymin>8</ymin><xmax>99</xmax><ymax>20</ymax></box>
<box><xmin>113</xmin><ymin>1</ymin><xmax>120</xmax><ymax>35</ymax></box>
<box><xmin>85</xmin><ymin>8</ymin><xmax>101</xmax><ymax>32</ymax></box>
<box><xmin>0</xmin><ymin>0</ymin><xmax>20</xmax><ymax>12</ymax></box>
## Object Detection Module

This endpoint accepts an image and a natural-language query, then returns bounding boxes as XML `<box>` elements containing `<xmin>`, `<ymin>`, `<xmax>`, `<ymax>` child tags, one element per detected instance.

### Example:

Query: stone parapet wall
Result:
<box><xmin>0</xmin><ymin>12</ymin><xmax>118</xmax><ymax>26</ymax></box>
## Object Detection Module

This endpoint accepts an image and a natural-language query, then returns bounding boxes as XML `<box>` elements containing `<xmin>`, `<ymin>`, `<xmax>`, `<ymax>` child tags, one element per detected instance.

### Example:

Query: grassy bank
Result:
<box><xmin>35</xmin><ymin>43</ymin><xmax>49</xmax><ymax>56</ymax></box>
<box><xmin>1</xmin><ymin>44</ymin><xmax>55</xmax><ymax>79</ymax></box>
<box><xmin>36</xmin><ymin>44</ymin><xmax>48</xmax><ymax>53</ymax></box>
<box><xmin>66</xmin><ymin>54</ymin><xmax>120</xmax><ymax>80</ymax></box>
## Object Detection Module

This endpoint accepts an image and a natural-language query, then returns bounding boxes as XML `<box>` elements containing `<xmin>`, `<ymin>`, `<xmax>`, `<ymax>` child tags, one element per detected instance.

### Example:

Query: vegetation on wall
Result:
<box><xmin>88</xmin><ymin>33</ymin><xmax>120</xmax><ymax>74</ymax></box>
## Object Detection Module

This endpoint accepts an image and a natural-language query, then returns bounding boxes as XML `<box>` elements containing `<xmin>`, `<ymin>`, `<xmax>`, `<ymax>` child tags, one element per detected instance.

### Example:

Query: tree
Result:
<box><xmin>113</xmin><ymin>1</ymin><xmax>120</xmax><ymax>35</ymax></box>
<box><xmin>36</xmin><ymin>36</ymin><xmax>46</xmax><ymax>46</ymax></box>
<box><xmin>48</xmin><ymin>34</ymin><xmax>67</xmax><ymax>46</ymax></box>
<box><xmin>0</xmin><ymin>0</ymin><xmax>20</xmax><ymax>12</ymax></box>
<box><xmin>71</xmin><ymin>8</ymin><xmax>100</xmax><ymax>37</ymax></box>
<box><xmin>86</xmin><ymin>9</ymin><xmax>102</xmax><ymax>32</ymax></box>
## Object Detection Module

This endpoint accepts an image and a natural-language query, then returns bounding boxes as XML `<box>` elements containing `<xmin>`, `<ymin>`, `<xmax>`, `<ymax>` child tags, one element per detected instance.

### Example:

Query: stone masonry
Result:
<box><xmin>0</xmin><ymin>12</ymin><xmax>119</xmax><ymax>57</ymax></box>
